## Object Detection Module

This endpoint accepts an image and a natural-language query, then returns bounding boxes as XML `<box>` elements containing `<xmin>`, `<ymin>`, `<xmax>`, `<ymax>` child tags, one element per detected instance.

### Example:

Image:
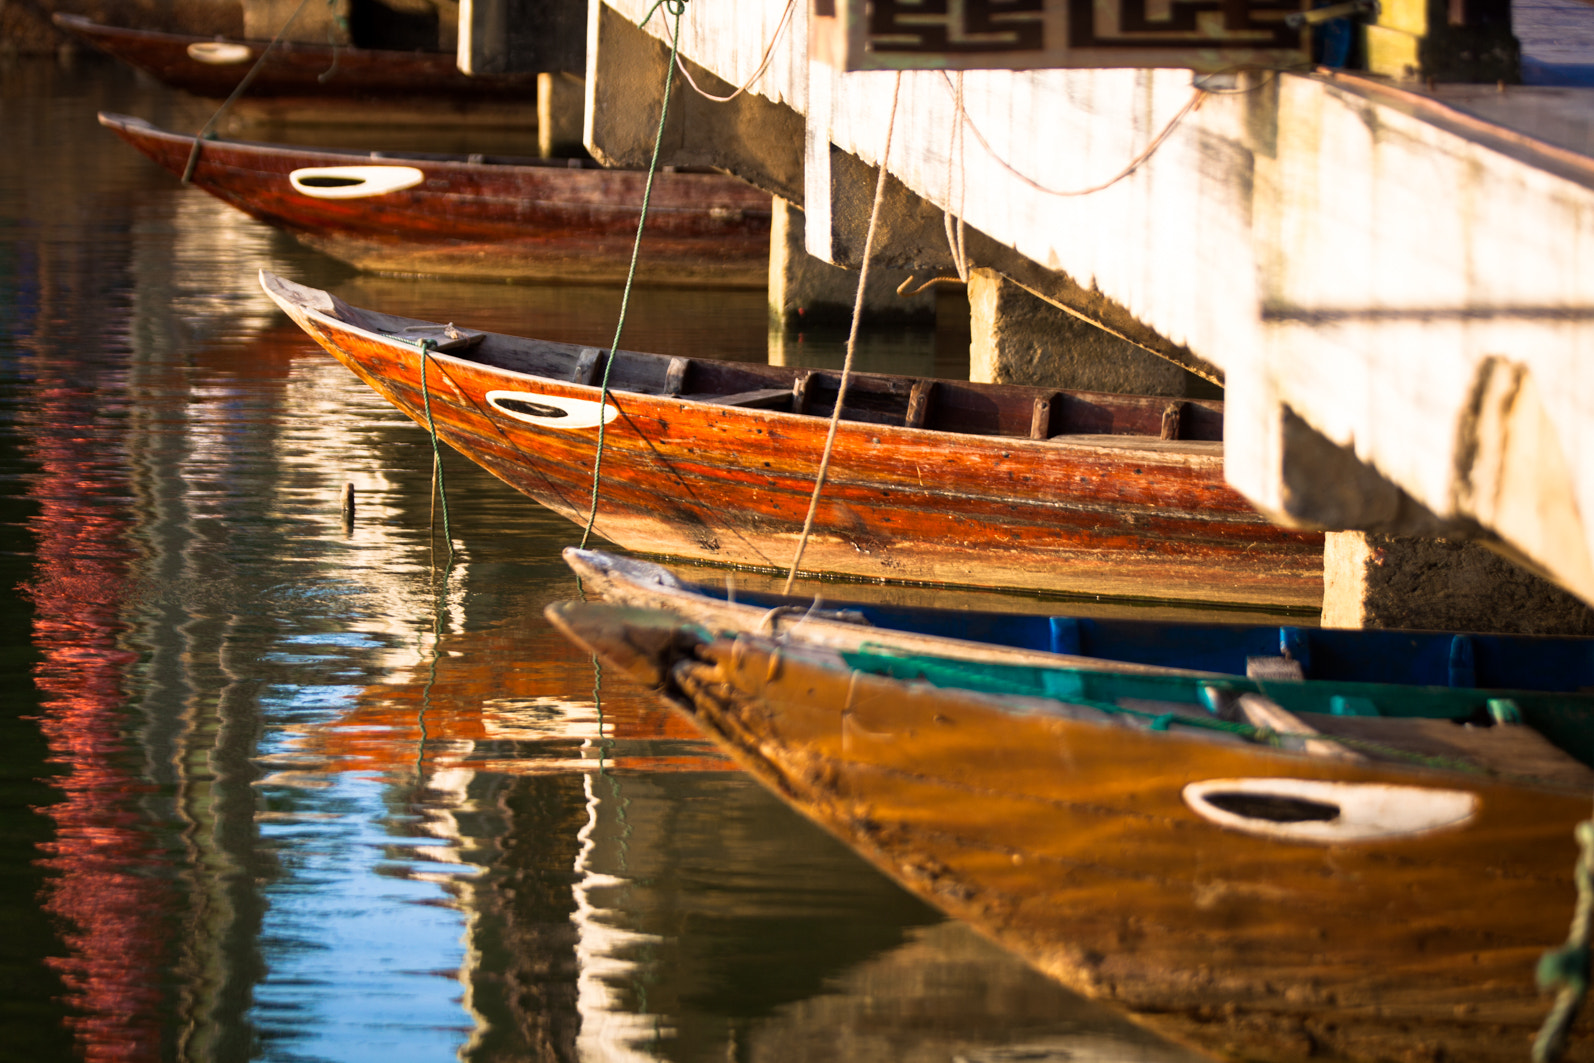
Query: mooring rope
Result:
<box><xmin>418</xmin><ymin>339</ymin><xmax>455</xmax><ymax>566</ymax></box>
<box><xmin>898</xmin><ymin>70</ymin><xmax>973</xmax><ymax>298</ymax></box>
<box><xmin>181</xmin><ymin>0</ymin><xmax>326</xmax><ymax>183</ymax></box>
<box><xmin>579</xmin><ymin>0</ymin><xmax>686</xmax><ymax>550</ymax></box>
<box><xmin>934</xmin><ymin>71</ymin><xmax>1206</xmax><ymax>200</ymax></box>
<box><xmin>671</xmin><ymin>0</ymin><xmax>797</xmax><ymax>103</ymax></box>
<box><xmin>1536</xmin><ymin>816</ymin><xmax>1594</xmax><ymax>1062</ymax></box>
<box><xmin>782</xmin><ymin>70</ymin><xmax>904</xmax><ymax>594</ymax></box>
<box><xmin>896</xmin><ymin>73</ymin><xmax>1204</xmax><ymax>296</ymax></box>
<box><xmin>944</xmin><ymin>70</ymin><xmax>969</xmax><ymax>283</ymax></box>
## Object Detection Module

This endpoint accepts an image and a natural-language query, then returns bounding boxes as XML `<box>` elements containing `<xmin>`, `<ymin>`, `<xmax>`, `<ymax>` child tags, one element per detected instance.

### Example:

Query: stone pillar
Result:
<box><xmin>769</xmin><ymin>199</ymin><xmax>936</xmax><ymax>329</ymax></box>
<box><xmin>584</xmin><ymin>1</ymin><xmax>802</xmax><ymax>201</ymax></box>
<box><xmin>460</xmin><ymin>0</ymin><xmax>584</xmax><ymax>75</ymax></box>
<box><xmin>538</xmin><ymin>72</ymin><xmax>586</xmax><ymax>158</ymax></box>
<box><xmin>1322</xmin><ymin>532</ymin><xmax>1594</xmax><ymax>635</ymax></box>
<box><xmin>967</xmin><ymin>269</ymin><xmax>1200</xmax><ymax>395</ymax></box>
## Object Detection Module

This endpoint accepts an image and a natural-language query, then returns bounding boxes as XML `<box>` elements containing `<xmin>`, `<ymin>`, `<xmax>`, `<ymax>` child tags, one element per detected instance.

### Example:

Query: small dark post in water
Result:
<box><xmin>341</xmin><ymin>482</ymin><xmax>355</xmax><ymax>534</ymax></box>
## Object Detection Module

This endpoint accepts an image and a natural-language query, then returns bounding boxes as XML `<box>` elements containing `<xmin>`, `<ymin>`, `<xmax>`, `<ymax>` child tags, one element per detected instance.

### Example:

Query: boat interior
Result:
<box><xmin>321</xmin><ymin>287</ymin><xmax>1226</xmax><ymax>444</ymax></box>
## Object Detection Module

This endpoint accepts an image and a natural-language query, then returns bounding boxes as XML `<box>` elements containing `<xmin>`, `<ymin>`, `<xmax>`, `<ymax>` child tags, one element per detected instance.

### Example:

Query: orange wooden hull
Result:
<box><xmin>101</xmin><ymin>113</ymin><xmax>772</xmax><ymax>287</ymax></box>
<box><xmin>262</xmin><ymin>272</ymin><xmax>1324</xmax><ymax>608</ymax></box>
<box><xmin>548</xmin><ymin>601</ymin><xmax>1594</xmax><ymax>1063</ymax></box>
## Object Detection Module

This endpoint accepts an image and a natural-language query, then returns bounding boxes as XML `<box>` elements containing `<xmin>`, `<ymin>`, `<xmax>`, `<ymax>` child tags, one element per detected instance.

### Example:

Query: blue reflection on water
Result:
<box><xmin>253</xmin><ymin>773</ymin><xmax>475</xmax><ymax>1062</ymax></box>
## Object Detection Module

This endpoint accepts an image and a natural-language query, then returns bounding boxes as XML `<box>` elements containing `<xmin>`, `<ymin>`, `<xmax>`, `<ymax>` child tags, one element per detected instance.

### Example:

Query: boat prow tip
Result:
<box><xmin>562</xmin><ymin>547</ymin><xmax>682</xmax><ymax>590</ymax></box>
<box><xmin>544</xmin><ymin>601</ymin><xmax>701</xmax><ymax>689</ymax></box>
<box><xmin>258</xmin><ymin>270</ymin><xmax>338</xmax><ymax>314</ymax></box>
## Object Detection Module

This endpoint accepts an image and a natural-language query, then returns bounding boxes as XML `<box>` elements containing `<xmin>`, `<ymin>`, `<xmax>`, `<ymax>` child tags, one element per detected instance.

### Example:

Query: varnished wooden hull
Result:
<box><xmin>547</xmin><ymin>601</ymin><xmax>1594</xmax><ymax>1063</ymax></box>
<box><xmin>56</xmin><ymin>14</ymin><xmax>535</xmax><ymax>100</ymax></box>
<box><xmin>261</xmin><ymin>271</ymin><xmax>1324</xmax><ymax>608</ymax></box>
<box><xmin>100</xmin><ymin>113</ymin><xmax>772</xmax><ymax>287</ymax></box>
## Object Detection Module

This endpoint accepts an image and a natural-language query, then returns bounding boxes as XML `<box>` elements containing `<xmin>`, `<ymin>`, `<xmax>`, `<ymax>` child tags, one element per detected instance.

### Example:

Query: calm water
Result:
<box><xmin>0</xmin><ymin>55</ymin><xmax>1212</xmax><ymax>1063</ymax></box>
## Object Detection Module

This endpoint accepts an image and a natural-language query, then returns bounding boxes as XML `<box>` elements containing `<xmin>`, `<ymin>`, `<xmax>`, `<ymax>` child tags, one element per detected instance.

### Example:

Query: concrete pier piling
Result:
<box><xmin>769</xmin><ymin>198</ymin><xmax>934</xmax><ymax>328</ymax></box>
<box><xmin>967</xmin><ymin>270</ymin><xmax>1203</xmax><ymax>395</ymax></box>
<box><xmin>586</xmin><ymin>0</ymin><xmax>1594</xmax><ymax>625</ymax></box>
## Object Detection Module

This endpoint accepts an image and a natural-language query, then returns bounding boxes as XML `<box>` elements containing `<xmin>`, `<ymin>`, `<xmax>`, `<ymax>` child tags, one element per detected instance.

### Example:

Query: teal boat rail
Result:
<box><xmin>841</xmin><ymin>644</ymin><xmax>1594</xmax><ymax>769</ymax></box>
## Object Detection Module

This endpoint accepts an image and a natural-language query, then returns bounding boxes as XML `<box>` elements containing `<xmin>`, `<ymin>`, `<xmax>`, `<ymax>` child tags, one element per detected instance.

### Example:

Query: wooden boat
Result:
<box><xmin>545</xmin><ymin>599</ymin><xmax>1594</xmax><ymax>1063</ymax></box>
<box><xmin>54</xmin><ymin>14</ymin><xmax>535</xmax><ymax>101</ymax></box>
<box><xmin>259</xmin><ymin>271</ymin><xmax>1324</xmax><ymax>607</ymax></box>
<box><xmin>565</xmin><ymin>546</ymin><xmax>1594</xmax><ymax>693</ymax></box>
<box><xmin>99</xmin><ymin>113</ymin><xmax>772</xmax><ymax>287</ymax></box>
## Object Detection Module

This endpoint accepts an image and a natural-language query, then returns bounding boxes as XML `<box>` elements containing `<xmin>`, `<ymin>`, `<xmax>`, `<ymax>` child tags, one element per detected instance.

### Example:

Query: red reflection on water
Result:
<box><xmin>23</xmin><ymin>391</ymin><xmax>170</xmax><ymax>1063</ymax></box>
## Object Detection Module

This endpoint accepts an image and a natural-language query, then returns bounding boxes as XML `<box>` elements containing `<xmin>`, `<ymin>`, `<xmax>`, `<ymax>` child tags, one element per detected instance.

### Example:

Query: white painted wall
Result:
<box><xmin>598</xmin><ymin>0</ymin><xmax>1594</xmax><ymax>604</ymax></box>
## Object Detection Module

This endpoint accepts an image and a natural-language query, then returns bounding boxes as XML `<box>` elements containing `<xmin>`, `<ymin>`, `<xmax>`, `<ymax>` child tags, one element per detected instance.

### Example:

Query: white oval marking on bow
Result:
<box><xmin>486</xmin><ymin>390</ymin><xmax>617</xmax><ymax>430</ymax></box>
<box><xmin>1182</xmin><ymin>777</ymin><xmax>1478</xmax><ymax>844</ymax></box>
<box><xmin>187</xmin><ymin>41</ymin><xmax>253</xmax><ymax>64</ymax></box>
<box><xmin>289</xmin><ymin>165</ymin><xmax>426</xmax><ymax>200</ymax></box>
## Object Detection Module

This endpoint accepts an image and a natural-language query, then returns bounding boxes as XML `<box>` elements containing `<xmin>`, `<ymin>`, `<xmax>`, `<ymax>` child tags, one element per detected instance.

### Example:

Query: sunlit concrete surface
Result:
<box><xmin>591</xmin><ymin>0</ymin><xmax>1594</xmax><ymax>609</ymax></box>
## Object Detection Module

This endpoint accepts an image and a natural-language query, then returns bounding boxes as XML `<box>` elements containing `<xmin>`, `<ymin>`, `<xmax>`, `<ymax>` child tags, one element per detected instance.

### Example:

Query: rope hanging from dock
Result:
<box><xmin>902</xmin><ymin>69</ymin><xmax>1203</xmax><ymax>296</ymax></box>
<box><xmin>671</xmin><ymin>0</ymin><xmax>797</xmax><ymax>103</ymax></box>
<box><xmin>181</xmin><ymin>0</ymin><xmax>329</xmax><ymax>183</ymax></box>
<box><xmin>783</xmin><ymin>71</ymin><xmax>904</xmax><ymax>594</ymax></box>
<box><xmin>1535</xmin><ymin>815</ymin><xmax>1594</xmax><ymax>1062</ymax></box>
<box><xmin>936</xmin><ymin>71</ymin><xmax>1207</xmax><ymax>199</ymax></box>
<box><xmin>580</xmin><ymin>0</ymin><xmax>686</xmax><ymax>549</ymax></box>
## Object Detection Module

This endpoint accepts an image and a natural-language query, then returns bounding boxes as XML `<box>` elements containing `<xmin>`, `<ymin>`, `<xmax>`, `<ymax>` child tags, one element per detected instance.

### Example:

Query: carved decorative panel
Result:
<box><xmin>811</xmin><ymin>0</ymin><xmax>1309</xmax><ymax>71</ymax></box>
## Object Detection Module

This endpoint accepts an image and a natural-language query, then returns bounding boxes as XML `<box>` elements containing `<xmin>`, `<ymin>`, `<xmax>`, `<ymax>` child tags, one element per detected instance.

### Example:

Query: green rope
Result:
<box><xmin>418</xmin><ymin>339</ymin><xmax>455</xmax><ymax>565</ymax></box>
<box><xmin>1536</xmin><ymin>817</ymin><xmax>1594</xmax><ymax>1062</ymax></box>
<box><xmin>182</xmin><ymin>0</ymin><xmax>328</xmax><ymax>183</ymax></box>
<box><xmin>579</xmin><ymin>0</ymin><xmax>687</xmax><ymax>549</ymax></box>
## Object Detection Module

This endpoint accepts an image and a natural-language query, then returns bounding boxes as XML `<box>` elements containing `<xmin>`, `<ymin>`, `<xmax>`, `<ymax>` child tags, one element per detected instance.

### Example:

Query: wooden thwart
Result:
<box><xmin>571</xmin><ymin>347</ymin><xmax>602</xmax><ymax>386</ymax></box>
<box><xmin>906</xmin><ymin>380</ymin><xmax>935</xmax><ymax>429</ymax></box>
<box><xmin>698</xmin><ymin>387</ymin><xmax>794</xmax><ymax>410</ymax></box>
<box><xmin>663</xmin><ymin>357</ymin><xmax>689</xmax><ymax>397</ymax></box>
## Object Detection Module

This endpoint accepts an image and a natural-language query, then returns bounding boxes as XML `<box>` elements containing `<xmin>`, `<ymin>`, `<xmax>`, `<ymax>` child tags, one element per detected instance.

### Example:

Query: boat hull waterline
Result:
<box><xmin>100</xmin><ymin>113</ymin><xmax>772</xmax><ymax>287</ymax></box>
<box><xmin>260</xmin><ymin>271</ymin><xmax>1324</xmax><ymax>606</ymax></box>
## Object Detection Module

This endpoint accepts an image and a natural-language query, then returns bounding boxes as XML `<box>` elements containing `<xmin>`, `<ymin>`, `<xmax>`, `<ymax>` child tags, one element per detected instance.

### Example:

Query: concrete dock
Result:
<box><xmin>585</xmin><ymin>0</ymin><xmax>1594</xmax><ymax>628</ymax></box>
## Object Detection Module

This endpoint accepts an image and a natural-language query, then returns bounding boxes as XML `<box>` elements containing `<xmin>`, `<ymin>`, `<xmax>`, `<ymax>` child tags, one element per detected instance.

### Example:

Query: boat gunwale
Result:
<box><xmin>562</xmin><ymin>546</ymin><xmax>1232</xmax><ymax>679</ymax></box>
<box><xmin>97</xmin><ymin>111</ymin><xmax>763</xmax><ymax>184</ymax></box>
<box><xmin>260</xmin><ymin>271</ymin><xmax>1231</xmax><ymax>457</ymax></box>
<box><xmin>548</xmin><ymin>600</ymin><xmax>1594</xmax><ymax>795</ymax></box>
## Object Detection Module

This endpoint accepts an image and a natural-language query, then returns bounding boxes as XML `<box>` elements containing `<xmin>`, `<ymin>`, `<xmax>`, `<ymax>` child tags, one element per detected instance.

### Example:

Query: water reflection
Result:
<box><xmin>1</xmin><ymin>54</ymin><xmax>1210</xmax><ymax>1063</ymax></box>
<box><xmin>22</xmin><ymin>288</ymin><xmax>168</xmax><ymax>1062</ymax></box>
